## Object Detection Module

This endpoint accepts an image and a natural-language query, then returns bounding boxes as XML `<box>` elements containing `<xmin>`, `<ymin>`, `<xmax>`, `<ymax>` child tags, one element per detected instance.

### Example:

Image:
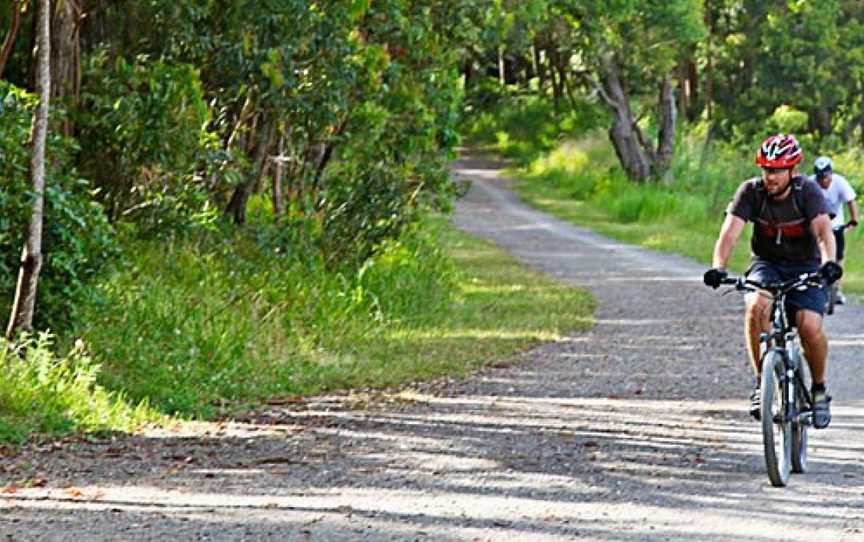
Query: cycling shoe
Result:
<box><xmin>812</xmin><ymin>390</ymin><xmax>832</xmax><ymax>429</ymax></box>
<box><xmin>749</xmin><ymin>384</ymin><xmax>761</xmax><ymax>421</ymax></box>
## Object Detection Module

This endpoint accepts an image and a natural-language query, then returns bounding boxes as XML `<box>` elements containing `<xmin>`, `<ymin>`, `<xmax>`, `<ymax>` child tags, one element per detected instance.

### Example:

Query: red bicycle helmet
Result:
<box><xmin>755</xmin><ymin>134</ymin><xmax>803</xmax><ymax>168</ymax></box>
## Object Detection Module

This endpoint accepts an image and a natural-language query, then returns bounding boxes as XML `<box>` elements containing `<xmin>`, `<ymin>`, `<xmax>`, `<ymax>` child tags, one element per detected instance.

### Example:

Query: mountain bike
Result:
<box><xmin>720</xmin><ymin>271</ymin><xmax>824</xmax><ymax>487</ymax></box>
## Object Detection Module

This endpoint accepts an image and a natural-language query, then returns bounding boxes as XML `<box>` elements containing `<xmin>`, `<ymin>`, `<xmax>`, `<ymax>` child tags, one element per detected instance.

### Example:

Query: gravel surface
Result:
<box><xmin>2</xmin><ymin>155</ymin><xmax>863</xmax><ymax>541</ymax></box>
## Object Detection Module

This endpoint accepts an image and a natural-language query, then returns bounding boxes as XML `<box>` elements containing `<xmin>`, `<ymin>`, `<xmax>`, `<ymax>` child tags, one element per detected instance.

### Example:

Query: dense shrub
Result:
<box><xmin>76</xmin><ymin>51</ymin><xmax>213</xmax><ymax>233</ymax></box>
<box><xmin>0</xmin><ymin>82</ymin><xmax>116</xmax><ymax>332</ymax></box>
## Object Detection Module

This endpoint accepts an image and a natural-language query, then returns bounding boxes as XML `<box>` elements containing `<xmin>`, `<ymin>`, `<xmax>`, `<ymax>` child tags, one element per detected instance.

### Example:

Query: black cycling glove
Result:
<box><xmin>703</xmin><ymin>268</ymin><xmax>727</xmax><ymax>289</ymax></box>
<box><xmin>820</xmin><ymin>261</ymin><xmax>843</xmax><ymax>285</ymax></box>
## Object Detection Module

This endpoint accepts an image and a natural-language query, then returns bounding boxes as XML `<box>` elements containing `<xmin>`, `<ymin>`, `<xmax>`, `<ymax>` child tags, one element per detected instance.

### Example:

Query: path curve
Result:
<box><xmin>1</xmin><ymin>156</ymin><xmax>863</xmax><ymax>541</ymax></box>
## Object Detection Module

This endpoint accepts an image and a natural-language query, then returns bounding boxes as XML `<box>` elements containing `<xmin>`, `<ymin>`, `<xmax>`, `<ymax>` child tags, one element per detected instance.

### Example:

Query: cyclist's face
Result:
<box><xmin>817</xmin><ymin>172</ymin><xmax>832</xmax><ymax>189</ymax></box>
<box><xmin>761</xmin><ymin>167</ymin><xmax>792</xmax><ymax>196</ymax></box>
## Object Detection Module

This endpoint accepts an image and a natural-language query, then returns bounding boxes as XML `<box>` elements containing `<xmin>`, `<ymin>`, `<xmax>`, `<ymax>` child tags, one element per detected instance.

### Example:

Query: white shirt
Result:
<box><xmin>808</xmin><ymin>173</ymin><xmax>856</xmax><ymax>228</ymax></box>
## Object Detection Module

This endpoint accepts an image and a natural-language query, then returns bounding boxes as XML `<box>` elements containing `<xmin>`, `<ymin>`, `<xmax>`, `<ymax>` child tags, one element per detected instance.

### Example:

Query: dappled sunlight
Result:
<box><xmin>2</xmin><ymin>395</ymin><xmax>859</xmax><ymax>542</ymax></box>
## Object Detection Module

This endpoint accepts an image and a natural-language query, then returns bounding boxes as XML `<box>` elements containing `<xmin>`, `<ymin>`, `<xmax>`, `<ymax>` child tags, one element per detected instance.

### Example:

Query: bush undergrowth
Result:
<box><xmin>67</xmin><ymin>215</ymin><xmax>593</xmax><ymax>418</ymax></box>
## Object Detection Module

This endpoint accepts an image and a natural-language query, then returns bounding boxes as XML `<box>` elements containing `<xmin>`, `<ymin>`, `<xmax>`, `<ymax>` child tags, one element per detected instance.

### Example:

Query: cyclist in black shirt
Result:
<box><xmin>703</xmin><ymin>134</ymin><xmax>842</xmax><ymax>428</ymax></box>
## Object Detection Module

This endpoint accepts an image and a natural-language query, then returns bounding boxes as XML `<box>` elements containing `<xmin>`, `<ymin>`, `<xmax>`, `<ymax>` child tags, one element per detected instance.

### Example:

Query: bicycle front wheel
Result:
<box><xmin>761</xmin><ymin>350</ymin><xmax>792</xmax><ymax>487</ymax></box>
<box><xmin>792</xmin><ymin>359</ymin><xmax>811</xmax><ymax>473</ymax></box>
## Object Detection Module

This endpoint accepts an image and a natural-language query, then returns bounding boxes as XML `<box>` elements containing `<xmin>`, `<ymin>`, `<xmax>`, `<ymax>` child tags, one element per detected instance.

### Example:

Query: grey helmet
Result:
<box><xmin>814</xmin><ymin>156</ymin><xmax>833</xmax><ymax>178</ymax></box>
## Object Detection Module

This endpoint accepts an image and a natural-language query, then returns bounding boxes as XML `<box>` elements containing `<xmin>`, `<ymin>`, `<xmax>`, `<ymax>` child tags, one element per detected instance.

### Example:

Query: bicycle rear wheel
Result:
<box><xmin>761</xmin><ymin>351</ymin><xmax>792</xmax><ymax>487</ymax></box>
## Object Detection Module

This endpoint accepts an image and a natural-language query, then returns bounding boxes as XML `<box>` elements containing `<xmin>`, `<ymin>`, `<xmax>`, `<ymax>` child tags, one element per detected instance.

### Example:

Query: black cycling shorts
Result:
<box><xmin>834</xmin><ymin>228</ymin><xmax>846</xmax><ymax>261</ymax></box>
<box><xmin>746</xmin><ymin>258</ymin><xmax>828</xmax><ymax>319</ymax></box>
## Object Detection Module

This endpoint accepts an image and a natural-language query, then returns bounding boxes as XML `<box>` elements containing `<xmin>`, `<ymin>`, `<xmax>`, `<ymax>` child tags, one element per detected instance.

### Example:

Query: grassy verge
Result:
<box><xmin>341</xmin><ymin>225</ymin><xmax>595</xmax><ymax>387</ymax></box>
<box><xmin>509</xmin><ymin>138</ymin><xmax>752</xmax><ymax>273</ymax></box>
<box><xmin>60</xmin><ymin>217</ymin><xmax>593</xmax><ymax>420</ymax></box>
<box><xmin>0</xmin><ymin>333</ymin><xmax>160</xmax><ymax>443</ymax></box>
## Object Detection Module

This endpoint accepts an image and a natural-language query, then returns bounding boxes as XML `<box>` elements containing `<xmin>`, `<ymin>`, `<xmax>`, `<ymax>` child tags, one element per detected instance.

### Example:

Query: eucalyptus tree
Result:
<box><xmin>556</xmin><ymin>0</ymin><xmax>707</xmax><ymax>180</ymax></box>
<box><xmin>481</xmin><ymin>0</ymin><xmax>707</xmax><ymax>181</ymax></box>
<box><xmin>7</xmin><ymin>0</ymin><xmax>49</xmax><ymax>338</ymax></box>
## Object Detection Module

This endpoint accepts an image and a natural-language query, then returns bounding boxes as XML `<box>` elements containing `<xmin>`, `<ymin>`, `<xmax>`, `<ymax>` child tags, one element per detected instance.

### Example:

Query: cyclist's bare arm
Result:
<box><xmin>847</xmin><ymin>199</ymin><xmax>860</xmax><ymax>227</ymax></box>
<box><xmin>712</xmin><ymin>214</ymin><xmax>746</xmax><ymax>269</ymax></box>
<box><xmin>811</xmin><ymin>213</ymin><xmax>837</xmax><ymax>263</ymax></box>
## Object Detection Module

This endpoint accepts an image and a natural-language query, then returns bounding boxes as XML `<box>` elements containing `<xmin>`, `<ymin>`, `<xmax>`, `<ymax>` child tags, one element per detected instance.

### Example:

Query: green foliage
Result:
<box><xmin>0</xmin><ymin>333</ymin><xmax>156</xmax><ymax>443</ymax></box>
<box><xmin>463</xmin><ymin>94</ymin><xmax>606</xmax><ymax>165</ymax></box>
<box><xmin>769</xmin><ymin>105</ymin><xmax>809</xmax><ymax>134</ymax></box>
<box><xmin>0</xmin><ymin>82</ymin><xmax>116</xmax><ymax>332</ymax></box>
<box><xmin>76</xmin><ymin>51</ymin><xmax>213</xmax><ymax>231</ymax></box>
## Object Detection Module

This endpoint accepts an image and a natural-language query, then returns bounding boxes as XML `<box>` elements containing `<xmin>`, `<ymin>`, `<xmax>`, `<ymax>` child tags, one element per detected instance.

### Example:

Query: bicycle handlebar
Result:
<box><xmin>834</xmin><ymin>220</ymin><xmax>857</xmax><ymax>232</ymax></box>
<box><xmin>719</xmin><ymin>272</ymin><xmax>824</xmax><ymax>296</ymax></box>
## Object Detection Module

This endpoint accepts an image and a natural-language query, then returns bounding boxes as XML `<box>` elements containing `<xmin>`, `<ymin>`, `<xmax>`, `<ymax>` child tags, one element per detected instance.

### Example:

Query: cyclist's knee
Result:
<box><xmin>745</xmin><ymin>292</ymin><xmax>771</xmax><ymax>316</ymax></box>
<box><xmin>796</xmin><ymin>311</ymin><xmax>824</xmax><ymax>340</ymax></box>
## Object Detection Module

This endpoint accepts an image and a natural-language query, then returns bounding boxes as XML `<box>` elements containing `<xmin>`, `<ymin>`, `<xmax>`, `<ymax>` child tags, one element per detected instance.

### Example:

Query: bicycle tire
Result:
<box><xmin>761</xmin><ymin>351</ymin><xmax>792</xmax><ymax>487</ymax></box>
<box><xmin>792</xmin><ymin>359</ymin><xmax>811</xmax><ymax>473</ymax></box>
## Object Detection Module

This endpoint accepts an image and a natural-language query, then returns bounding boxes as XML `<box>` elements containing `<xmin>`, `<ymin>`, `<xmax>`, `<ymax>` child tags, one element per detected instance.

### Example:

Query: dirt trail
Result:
<box><xmin>2</xmin><ymin>155</ymin><xmax>863</xmax><ymax>541</ymax></box>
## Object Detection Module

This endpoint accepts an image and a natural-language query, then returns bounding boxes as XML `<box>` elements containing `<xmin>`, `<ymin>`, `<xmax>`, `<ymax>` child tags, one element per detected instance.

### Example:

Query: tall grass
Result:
<box><xmin>0</xmin><ymin>333</ymin><xmax>157</xmax><ymax>443</ymax></box>
<box><xmin>68</xmin><ymin>215</ymin><xmax>594</xmax><ymax>418</ymax></box>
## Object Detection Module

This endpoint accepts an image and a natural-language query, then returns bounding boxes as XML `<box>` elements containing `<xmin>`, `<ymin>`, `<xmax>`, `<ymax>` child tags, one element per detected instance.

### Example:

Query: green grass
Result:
<box><xmin>66</xmin><ymin>217</ymin><xmax>594</xmax><ymax>419</ymax></box>
<box><xmin>1</xmin><ymin>214</ymin><xmax>594</xmax><ymax>443</ymax></box>
<box><xmin>341</xmin><ymin>226</ymin><xmax>596</xmax><ymax>386</ymax></box>
<box><xmin>0</xmin><ymin>333</ymin><xmax>159</xmax><ymax>443</ymax></box>
<box><xmin>512</xmin><ymin>168</ymin><xmax>753</xmax><ymax>272</ymax></box>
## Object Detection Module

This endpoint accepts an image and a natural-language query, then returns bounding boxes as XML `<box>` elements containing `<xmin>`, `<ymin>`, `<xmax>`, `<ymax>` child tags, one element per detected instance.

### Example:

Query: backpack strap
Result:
<box><xmin>754</xmin><ymin>177</ymin><xmax>807</xmax><ymax>220</ymax></box>
<box><xmin>790</xmin><ymin>176</ymin><xmax>806</xmax><ymax>217</ymax></box>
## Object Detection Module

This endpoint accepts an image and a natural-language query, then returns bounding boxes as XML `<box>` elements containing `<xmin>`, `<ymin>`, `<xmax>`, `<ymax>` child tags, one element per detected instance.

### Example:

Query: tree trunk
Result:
<box><xmin>252</xmin><ymin>121</ymin><xmax>276</xmax><ymax>195</ymax></box>
<box><xmin>704</xmin><ymin>3</ymin><xmax>715</xmax><ymax>120</ymax></box>
<box><xmin>599</xmin><ymin>53</ymin><xmax>652</xmax><ymax>182</ymax></box>
<box><xmin>558</xmin><ymin>64</ymin><xmax>579</xmax><ymax>111</ymax></box>
<box><xmin>533</xmin><ymin>42</ymin><xmax>546</xmax><ymax>95</ymax></box>
<box><xmin>655</xmin><ymin>76</ymin><xmax>677</xmax><ymax>175</ymax></box>
<box><xmin>311</xmin><ymin>116</ymin><xmax>349</xmax><ymax>194</ymax></box>
<box><xmin>49</xmin><ymin>0</ymin><xmax>81</xmax><ymax>135</ymax></box>
<box><xmin>686</xmin><ymin>58</ymin><xmax>699</xmax><ymax>120</ymax></box>
<box><xmin>225</xmin><ymin>114</ymin><xmax>271</xmax><ymax>225</ymax></box>
<box><xmin>549</xmin><ymin>49</ymin><xmax>562</xmax><ymax>111</ymax></box>
<box><xmin>0</xmin><ymin>0</ymin><xmax>29</xmax><ymax>80</ymax></box>
<box><xmin>271</xmin><ymin>131</ymin><xmax>286</xmax><ymax>221</ymax></box>
<box><xmin>497</xmin><ymin>45</ymin><xmax>505</xmax><ymax>87</ymax></box>
<box><xmin>7</xmin><ymin>0</ymin><xmax>50</xmax><ymax>339</ymax></box>
<box><xmin>207</xmin><ymin>91</ymin><xmax>255</xmax><ymax>192</ymax></box>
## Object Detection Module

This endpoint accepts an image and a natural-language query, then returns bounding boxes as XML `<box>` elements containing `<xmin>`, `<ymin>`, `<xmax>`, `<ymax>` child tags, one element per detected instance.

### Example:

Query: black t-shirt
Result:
<box><xmin>726</xmin><ymin>176</ymin><xmax>831</xmax><ymax>264</ymax></box>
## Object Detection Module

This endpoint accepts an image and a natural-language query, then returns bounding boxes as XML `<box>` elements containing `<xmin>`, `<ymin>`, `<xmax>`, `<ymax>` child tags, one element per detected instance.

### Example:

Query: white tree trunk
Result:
<box><xmin>7</xmin><ymin>0</ymin><xmax>50</xmax><ymax>339</ymax></box>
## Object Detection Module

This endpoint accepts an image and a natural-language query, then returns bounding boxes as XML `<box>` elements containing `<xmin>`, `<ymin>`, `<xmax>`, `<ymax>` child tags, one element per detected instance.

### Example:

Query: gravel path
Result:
<box><xmin>2</xmin><ymin>155</ymin><xmax>863</xmax><ymax>541</ymax></box>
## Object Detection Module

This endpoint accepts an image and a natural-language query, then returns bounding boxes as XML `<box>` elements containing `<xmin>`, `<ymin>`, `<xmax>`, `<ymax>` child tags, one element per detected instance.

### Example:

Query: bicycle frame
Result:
<box><xmin>717</xmin><ymin>270</ymin><xmax>824</xmax><ymax>485</ymax></box>
<box><xmin>751</xmin><ymin>278</ymin><xmax>819</xmax><ymax>425</ymax></box>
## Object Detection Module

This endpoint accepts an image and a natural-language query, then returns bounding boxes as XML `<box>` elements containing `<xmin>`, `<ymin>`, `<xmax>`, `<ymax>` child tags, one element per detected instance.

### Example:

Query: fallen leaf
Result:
<box><xmin>1</xmin><ymin>486</ymin><xmax>19</xmax><ymax>494</ymax></box>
